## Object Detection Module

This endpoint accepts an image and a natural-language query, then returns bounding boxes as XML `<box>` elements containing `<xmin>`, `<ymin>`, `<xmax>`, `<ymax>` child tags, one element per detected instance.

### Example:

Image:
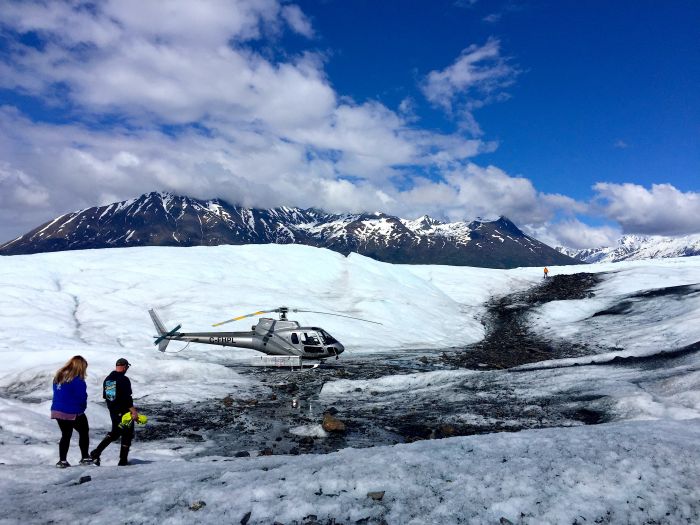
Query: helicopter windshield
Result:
<box><xmin>318</xmin><ymin>329</ymin><xmax>338</xmax><ymax>344</ymax></box>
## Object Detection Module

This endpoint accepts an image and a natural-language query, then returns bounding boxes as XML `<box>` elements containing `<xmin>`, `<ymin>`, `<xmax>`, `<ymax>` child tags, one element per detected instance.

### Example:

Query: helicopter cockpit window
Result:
<box><xmin>318</xmin><ymin>329</ymin><xmax>338</xmax><ymax>344</ymax></box>
<box><xmin>302</xmin><ymin>332</ymin><xmax>320</xmax><ymax>345</ymax></box>
<box><xmin>291</xmin><ymin>333</ymin><xmax>299</xmax><ymax>345</ymax></box>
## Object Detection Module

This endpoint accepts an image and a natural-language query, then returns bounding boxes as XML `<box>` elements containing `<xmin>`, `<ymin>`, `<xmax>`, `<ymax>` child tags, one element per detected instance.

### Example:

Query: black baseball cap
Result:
<box><xmin>116</xmin><ymin>358</ymin><xmax>130</xmax><ymax>367</ymax></box>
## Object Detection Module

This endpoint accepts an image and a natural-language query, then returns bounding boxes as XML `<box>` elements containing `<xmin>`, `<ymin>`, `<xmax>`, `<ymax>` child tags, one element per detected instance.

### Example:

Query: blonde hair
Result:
<box><xmin>54</xmin><ymin>355</ymin><xmax>88</xmax><ymax>385</ymax></box>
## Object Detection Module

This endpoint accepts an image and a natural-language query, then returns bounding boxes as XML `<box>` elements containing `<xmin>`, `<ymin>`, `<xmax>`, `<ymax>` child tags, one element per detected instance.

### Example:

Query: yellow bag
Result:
<box><xmin>120</xmin><ymin>412</ymin><xmax>148</xmax><ymax>428</ymax></box>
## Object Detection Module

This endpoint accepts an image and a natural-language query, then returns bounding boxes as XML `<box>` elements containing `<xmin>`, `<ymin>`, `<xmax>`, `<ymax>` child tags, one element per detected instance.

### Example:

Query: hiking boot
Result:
<box><xmin>55</xmin><ymin>460</ymin><xmax>70</xmax><ymax>468</ymax></box>
<box><xmin>79</xmin><ymin>457</ymin><xmax>94</xmax><ymax>465</ymax></box>
<box><xmin>89</xmin><ymin>450</ymin><xmax>101</xmax><ymax>466</ymax></box>
<box><xmin>118</xmin><ymin>445</ymin><xmax>129</xmax><ymax>466</ymax></box>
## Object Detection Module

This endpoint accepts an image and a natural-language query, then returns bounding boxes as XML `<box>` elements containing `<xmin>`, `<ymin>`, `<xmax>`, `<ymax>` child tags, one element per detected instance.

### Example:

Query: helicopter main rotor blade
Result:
<box><xmin>212</xmin><ymin>309</ymin><xmax>277</xmax><ymax>327</ymax></box>
<box><xmin>292</xmin><ymin>309</ymin><xmax>383</xmax><ymax>325</ymax></box>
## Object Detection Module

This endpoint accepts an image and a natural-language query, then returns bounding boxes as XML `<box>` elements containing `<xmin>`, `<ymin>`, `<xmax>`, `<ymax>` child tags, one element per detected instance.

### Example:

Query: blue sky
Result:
<box><xmin>0</xmin><ymin>0</ymin><xmax>698</xmax><ymax>247</ymax></box>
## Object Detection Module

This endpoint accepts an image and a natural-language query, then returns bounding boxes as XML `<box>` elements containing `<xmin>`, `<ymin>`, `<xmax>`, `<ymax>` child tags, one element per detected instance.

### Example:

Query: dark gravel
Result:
<box><xmin>442</xmin><ymin>273</ymin><xmax>602</xmax><ymax>370</ymax></box>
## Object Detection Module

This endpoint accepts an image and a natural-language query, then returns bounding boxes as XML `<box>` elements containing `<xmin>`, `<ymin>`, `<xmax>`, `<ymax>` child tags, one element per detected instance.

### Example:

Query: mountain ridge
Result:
<box><xmin>557</xmin><ymin>234</ymin><xmax>700</xmax><ymax>263</ymax></box>
<box><xmin>0</xmin><ymin>192</ymin><xmax>579</xmax><ymax>268</ymax></box>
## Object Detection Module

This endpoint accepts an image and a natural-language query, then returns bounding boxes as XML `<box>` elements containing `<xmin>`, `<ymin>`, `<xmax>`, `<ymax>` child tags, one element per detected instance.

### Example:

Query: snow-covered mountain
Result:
<box><xmin>557</xmin><ymin>234</ymin><xmax>700</xmax><ymax>263</ymax></box>
<box><xmin>0</xmin><ymin>192</ymin><xmax>578</xmax><ymax>268</ymax></box>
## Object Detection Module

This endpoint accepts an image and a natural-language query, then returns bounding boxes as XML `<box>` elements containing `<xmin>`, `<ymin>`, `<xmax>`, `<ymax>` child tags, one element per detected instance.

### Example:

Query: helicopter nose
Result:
<box><xmin>333</xmin><ymin>343</ymin><xmax>345</xmax><ymax>355</ymax></box>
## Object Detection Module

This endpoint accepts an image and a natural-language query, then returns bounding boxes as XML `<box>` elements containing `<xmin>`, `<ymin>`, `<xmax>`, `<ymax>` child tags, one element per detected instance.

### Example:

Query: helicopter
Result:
<box><xmin>149</xmin><ymin>306</ymin><xmax>380</xmax><ymax>360</ymax></box>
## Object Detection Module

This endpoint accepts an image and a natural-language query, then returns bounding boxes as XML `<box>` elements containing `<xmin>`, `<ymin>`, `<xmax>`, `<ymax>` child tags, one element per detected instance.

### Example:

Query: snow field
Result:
<box><xmin>0</xmin><ymin>420</ymin><xmax>698</xmax><ymax>524</ymax></box>
<box><xmin>526</xmin><ymin>257</ymin><xmax>700</xmax><ymax>358</ymax></box>
<box><xmin>1</xmin><ymin>245</ymin><xmax>700</xmax><ymax>523</ymax></box>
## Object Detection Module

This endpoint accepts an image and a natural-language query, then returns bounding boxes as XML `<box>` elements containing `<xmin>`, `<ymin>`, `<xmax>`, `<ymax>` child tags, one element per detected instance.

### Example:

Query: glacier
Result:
<box><xmin>0</xmin><ymin>245</ymin><xmax>699</xmax><ymax>524</ymax></box>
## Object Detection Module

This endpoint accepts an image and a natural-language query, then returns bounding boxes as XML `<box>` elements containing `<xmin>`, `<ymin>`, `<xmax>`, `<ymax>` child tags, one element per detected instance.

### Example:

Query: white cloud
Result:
<box><xmin>1</xmin><ymin>2</ymin><xmax>692</xmax><ymax>250</ymax></box>
<box><xmin>445</xmin><ymin>164</ymin><xmax>583</xmax><ymax>224</ymax></box>
<box><xmin>0</xmin><ymin>2</ymin><xmax>538</xmax><ymax>242</ymax></box>
<box><xmin>281</xmin><ymin>4</ymin><xmax>314</xmax><ymax>38</ymax></box>
<box><xmin>0</xmin><ymin>1</ymin><xmax>328</xmax><ymax>129</ymax></box>
<box><xmin>0</xmin><ymin>1</ymin><xmax>492</xmax><ymax>177</ymax></box>
<box><xmin>386</xmin><ymin>163</ymin><xmax>585</xmax><ymax>227</ymax></box>
<box><xmin>0</xmin><ymin>163</ymin><xmax>49</xmax><ymax>208</ymax></box>
<box><xmin>398</xmin><ymin>97</ymin><xmax>418</xmax><ymax>122</ymax></box>
<box><xmin>593</xmin><ymin>182</ymin><xmax>700</xmax><ymax>236</ymax></box>
<box><xmin>0</xmin><ymin>2</ymin><xmax>463</xmax><ymax>238</ymax></box>
<box><xmin>420</xmin><ymin>39</ymin><xmax>518</xmax><ymax>134</ymax></box>
<box><xmin>1</xmin><ymin>0</ymin><xmax>280</xmax><ymax>49</ymax></box>
<box><xmin>538</xmin><ymin>219</ymin><xmax>621</xmax><ymax>249</ymax></box>
<box><xmin>0</xmin><ymin>161</ymin><xmax>51</xmax><ymax>241</ymax></box>
<box><xmin>0</xmin><ymin>104</ymin><xmax>591</xmax><ymax>243</ymax></box>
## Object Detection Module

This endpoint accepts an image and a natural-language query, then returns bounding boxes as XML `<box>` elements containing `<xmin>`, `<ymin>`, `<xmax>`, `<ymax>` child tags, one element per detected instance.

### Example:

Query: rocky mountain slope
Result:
<box><xmin>0</xmin><ymin>192</ymin><xmax>578</xmax><ymax>268</ymax></box>
<box><xmin>557</xmin><ymin>234</ymin><xmax>700</xmax><ymax>263</ymax></box>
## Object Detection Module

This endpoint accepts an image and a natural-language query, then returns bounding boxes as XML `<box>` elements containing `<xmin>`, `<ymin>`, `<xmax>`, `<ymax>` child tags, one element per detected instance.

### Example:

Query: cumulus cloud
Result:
<box><xmin>0</xmin><ymin>163</ymin><xmax>49</xmax><ymax>208</ymax></box>
<box><xmin>2</xmin><ymin>1</ymin><xmax>691</xmax><ymax>250</ymax></box>
<box><xmin>390</xmin><ymin>163</ymin><xmax>584</xmax><ymax>228</ymax></box>
<box><xmin>0</xmin><ymin>1</ymin><xmax>497</xmax><ymax>239</ymax></box>
<box><xmin>542</xmin><ymin>219</ymin><xmax>621</xmax><ymax>249</ymax></box>
<box><xmin>420</xmin><ymin>39</ymin><xmax>518</xmax><ymax>134</ymax></box>
<box><xmin>281</xmin><ymin>4</ymin><xmax>314</xmax><ymax>38</ymax></box>
<box><xmin>0</xmin><ymin>161</ymin><xmax>52</xmax><ymax>240</ymax></box>
<box><xmin>593</xmin><ymin>182</ymin><xmax>700</xmax><ymax>236</ymax></box>
<box><xmin>0</xmin><ymin>105</ymin><xmax>582</xmax><ymax>236</ymax></box>
<box><xmin>0</xmin><ymin>0</ymin><xmax>328</xmax><ymax>128</ymax></box>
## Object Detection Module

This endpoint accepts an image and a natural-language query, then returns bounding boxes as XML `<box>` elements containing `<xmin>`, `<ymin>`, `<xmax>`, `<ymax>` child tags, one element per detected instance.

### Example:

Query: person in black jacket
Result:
<box><xmin>90</xmin><ymin>358</ymin><xmax>139</xmax><ymax>466</ymax></box>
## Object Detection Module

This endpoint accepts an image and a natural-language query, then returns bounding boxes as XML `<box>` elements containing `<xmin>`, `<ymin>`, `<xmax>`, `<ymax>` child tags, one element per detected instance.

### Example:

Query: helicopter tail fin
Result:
<box><xmin>149</xmin><ymin>309</ymin><xmax>170</xmax><ymax>352</ymax></box>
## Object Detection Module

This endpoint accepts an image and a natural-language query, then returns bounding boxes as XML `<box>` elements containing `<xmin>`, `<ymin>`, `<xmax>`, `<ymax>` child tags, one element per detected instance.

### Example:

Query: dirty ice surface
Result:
<box><xmin>0</xmin><ymin>245</ymin><xmax>699</xmax><ymax>524</ymax></box>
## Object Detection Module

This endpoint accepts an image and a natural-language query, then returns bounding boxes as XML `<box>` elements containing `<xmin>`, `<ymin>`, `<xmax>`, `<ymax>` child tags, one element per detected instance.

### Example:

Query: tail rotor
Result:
<box><xmin>149</xmin><ymin>309</ymin><xmax>181</xmax><ymax>352</ymax></box>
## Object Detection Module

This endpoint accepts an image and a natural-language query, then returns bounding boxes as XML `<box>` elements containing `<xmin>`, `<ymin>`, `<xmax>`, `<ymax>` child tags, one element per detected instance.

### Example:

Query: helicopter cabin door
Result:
<box><xmin>300</xmin><ymin>331</ymin><xmax>324</xmax><ymax>355</ymax></box>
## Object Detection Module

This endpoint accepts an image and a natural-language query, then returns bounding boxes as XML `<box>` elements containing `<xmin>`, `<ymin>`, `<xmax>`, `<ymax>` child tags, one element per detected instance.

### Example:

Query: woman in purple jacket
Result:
<box><xmin>51</xmin><ymin>356</ymin><xmax>92</xmax><ymax>468</ymax></box>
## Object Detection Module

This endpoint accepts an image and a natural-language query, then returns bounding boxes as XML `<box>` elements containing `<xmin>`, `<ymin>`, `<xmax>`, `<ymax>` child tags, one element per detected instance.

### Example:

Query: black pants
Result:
<box><xmin>92</xmin><ymin>411</ymin><xmax>134</xmax><ymax>457</ymax></box>
<box><xmin>56</xmin><ymin>414</ymin><xmax>89</xmax><ymax>461</ymax></box>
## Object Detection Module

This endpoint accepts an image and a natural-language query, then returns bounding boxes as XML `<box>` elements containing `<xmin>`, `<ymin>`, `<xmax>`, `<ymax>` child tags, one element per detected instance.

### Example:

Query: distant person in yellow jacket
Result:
<box><xmin>543</xmin><ymin>267</ymin><xmax>549</xmax><ymax>279</ymax></box>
